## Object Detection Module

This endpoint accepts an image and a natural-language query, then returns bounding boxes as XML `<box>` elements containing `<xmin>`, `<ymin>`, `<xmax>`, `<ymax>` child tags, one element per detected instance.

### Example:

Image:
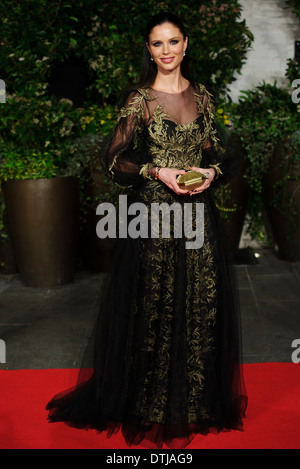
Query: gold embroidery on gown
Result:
<box><xmin>108</xmin><ymin>83</ymin><xmax>225</xmax><ymax>184</ymax></box>
<box><xmin>104</xmin><ymin>83</ymin><xmax>243</xmax><ymax>425</ymax></box>
<box><xmin>46</xmin><ymin>82</ymin><xmax>247</xmax><ymax>449</ymax></box>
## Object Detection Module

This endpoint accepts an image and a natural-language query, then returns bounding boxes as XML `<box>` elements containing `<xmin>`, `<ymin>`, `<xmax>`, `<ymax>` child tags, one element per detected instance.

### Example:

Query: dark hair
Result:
<box><xmin>136</xmin><ymin>12</ymin><xmax>192</xmax><ymax>88</ymax></box>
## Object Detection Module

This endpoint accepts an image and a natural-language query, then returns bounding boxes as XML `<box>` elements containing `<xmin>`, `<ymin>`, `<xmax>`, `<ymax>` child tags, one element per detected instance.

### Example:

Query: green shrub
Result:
<box><xmin>1</xmin><ymin>0</ymin><xmax>253</xmax><ymax>103</ymax></box>
<box><xmin>229</xmin><ymin>80</ymin><xmax>300</xmax><ymax>240</ymax></box>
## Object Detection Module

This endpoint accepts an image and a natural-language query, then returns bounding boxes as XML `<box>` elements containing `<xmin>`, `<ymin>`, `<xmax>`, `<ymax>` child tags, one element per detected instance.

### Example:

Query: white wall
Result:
<box><xmin>228</xmin><ymin>0</ymin><xmax>299</xmax><ymax>101</ymax></box>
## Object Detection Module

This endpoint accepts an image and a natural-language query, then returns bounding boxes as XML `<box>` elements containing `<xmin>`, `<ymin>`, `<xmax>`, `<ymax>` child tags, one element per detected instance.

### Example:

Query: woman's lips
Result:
<box><xmin>160</xmin><ymin>57</ymin><xmax>175</xmax><ymax>63</ymax></box>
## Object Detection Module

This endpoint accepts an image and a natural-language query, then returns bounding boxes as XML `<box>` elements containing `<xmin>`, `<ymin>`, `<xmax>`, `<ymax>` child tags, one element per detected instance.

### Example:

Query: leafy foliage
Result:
<box><xmin>0</xmin><ymin>0</ymin><xmax>254</xmax><ymax>242</ymax></box>
<box><xmin>229</xmin><ymin>80</ymin><xmax>300</xmax><ymax>240</ymax></box>
<box><xmin>0</xmin><ymin>96</ymin><xmax>81</xmax><ymax>158</ymax></box>
<box><xmin>285</xmin><ymin>0</ymin><xmax>300</xmax><ymax>19</ymax></box>
<box><xmin>285</xmin><ymin>58</ymin><xmax>300</xmax><ymax>87</ymax></box>
<box><xmin>0</xmin><ymin>0</ymin><xmax>253</xmax><ymax>103</ymax></box>
<box><xmin>0</xmin><ymin>151</ymin><xmax>59</xmax><ymax>181</ymax></box>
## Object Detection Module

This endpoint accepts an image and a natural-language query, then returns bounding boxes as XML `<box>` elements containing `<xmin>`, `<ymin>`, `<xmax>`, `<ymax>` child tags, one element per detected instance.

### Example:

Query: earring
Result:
<box><xmin>150</xmin><ymin>56</ymin><xmax>154</xmax><ymax>61</ymax></box>
<box><xmin>183</xmin><ymin>51</ymin><xmax>186</xmax><ymax>57</ymax></box>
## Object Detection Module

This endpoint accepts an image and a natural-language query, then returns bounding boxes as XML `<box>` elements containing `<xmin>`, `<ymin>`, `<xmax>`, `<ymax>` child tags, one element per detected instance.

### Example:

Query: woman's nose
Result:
<box><xmin>163</xmin><ymin>43</ymin><xmax>170</xmax><ymax>54</ymax></box>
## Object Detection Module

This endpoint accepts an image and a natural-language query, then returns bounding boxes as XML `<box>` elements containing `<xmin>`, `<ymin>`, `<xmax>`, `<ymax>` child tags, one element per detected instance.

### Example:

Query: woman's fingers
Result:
<box><xmin>160</xmin><ymin>167</ymin><xmax>215</xmax><ymax>196</ymax></box>
<box><xmin>159</xmin><ymin>167</ymin><xmax>213</xmax><ymax>196</ymax></box>
<box><xmin>177</xmin><ymin>169</ymin><xmax>189</xmax><ymax>174</ymax></box>
<box><xmin>171</xmin><ymin>170</ymin><xmax>191</xmax><ymax>195</ymax></box>
<box><xmin>172</xmin><ymin>185</ymin><xmax>190</xmax><ymax>195</ymax></box>
<box><xmin>189</xmin><ymin>180</ymin><xmax>212</xmax><ymax>196</ymax></box>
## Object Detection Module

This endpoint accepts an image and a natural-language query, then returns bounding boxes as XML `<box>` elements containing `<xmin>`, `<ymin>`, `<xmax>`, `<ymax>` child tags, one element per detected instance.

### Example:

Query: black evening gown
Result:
<box><xmin>46</xmin><ymin>82</ymin><xmax>247</xmax><ymax>449</ymax></box>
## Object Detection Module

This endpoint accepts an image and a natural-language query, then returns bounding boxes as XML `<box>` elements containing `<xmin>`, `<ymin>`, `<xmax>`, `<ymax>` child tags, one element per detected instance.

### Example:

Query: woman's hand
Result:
<box><xmin>186</xmin><ymin>166</ymin><xmax>216</xmax><ymax>196</ymax></box>
<box><xmin>157</xmin><ymin>168</ymin><xmax>191</xmax><ymax>195</ymax></box>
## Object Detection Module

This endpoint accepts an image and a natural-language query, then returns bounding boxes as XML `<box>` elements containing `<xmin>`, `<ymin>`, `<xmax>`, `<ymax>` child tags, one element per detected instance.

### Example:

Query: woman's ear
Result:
<box><xmin>146</xmin><ymin>42</ymin><xmax>151</xmax><ymax>56</ymax></box>
<box><xmin>184</xmin><ymin>36</ymin><xmax>188</xmax><ymax>53</ymax></box>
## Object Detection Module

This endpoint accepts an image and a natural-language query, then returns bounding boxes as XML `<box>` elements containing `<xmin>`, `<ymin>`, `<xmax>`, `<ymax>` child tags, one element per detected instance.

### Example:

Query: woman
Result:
<box><xmin>47</xmin><ymin>12</ymin><xmax>247</xmax><ymax>449</ymax></box>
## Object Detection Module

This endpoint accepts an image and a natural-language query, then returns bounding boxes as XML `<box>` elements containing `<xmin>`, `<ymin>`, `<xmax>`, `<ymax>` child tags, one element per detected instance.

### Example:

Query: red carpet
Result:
<box><xmin>0</xmin><ymin>363</ymin><xmax>299</xmax><ymax>449</ymax></box>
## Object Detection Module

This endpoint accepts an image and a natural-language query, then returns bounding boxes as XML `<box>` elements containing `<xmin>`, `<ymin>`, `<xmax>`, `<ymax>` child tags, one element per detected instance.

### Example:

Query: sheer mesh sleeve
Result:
<box><xmin>200</xmin><ymin>90</ymin><xmax>226</xmax><ymax>180</ymax></box>
<box><xmin>104</xmin><ymin>90</ymin><xmax>154</xmax><ymax>187</ymax></box>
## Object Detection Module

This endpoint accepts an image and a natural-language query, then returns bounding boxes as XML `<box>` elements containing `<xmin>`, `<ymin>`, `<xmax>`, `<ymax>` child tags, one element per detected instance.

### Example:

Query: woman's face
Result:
<box><xmin>146</xmin><ymin>22</ymin><xmax>188</xmax><ymax>73</ymax></box>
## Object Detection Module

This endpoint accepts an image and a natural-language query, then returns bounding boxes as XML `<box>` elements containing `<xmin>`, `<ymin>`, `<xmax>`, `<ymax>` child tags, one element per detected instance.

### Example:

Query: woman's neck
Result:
<box><xmin>151</xmin><ymin>72</ymin><xmax>190</xmax><ymax>93</ymax></box>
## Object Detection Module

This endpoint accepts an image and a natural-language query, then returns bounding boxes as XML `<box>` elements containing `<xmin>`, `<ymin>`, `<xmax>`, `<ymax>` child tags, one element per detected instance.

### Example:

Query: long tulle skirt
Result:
<box><xmin>46</xmin><ymin>182</ymin><xmax>247</xmax><ymax>449</ymax></box>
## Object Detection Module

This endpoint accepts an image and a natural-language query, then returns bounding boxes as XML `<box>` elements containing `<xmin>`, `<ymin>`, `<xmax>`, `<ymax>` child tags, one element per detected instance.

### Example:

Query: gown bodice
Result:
<box><xmin>105</xmin><ymin>82</ymin><xmax>224</xmax><ymax>187</ymax></box>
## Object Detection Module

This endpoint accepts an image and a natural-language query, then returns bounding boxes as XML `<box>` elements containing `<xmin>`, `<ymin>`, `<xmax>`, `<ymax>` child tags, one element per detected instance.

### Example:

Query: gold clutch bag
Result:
<box><xmin>176</xmin><ymin>170</ymin><xmax>209</xmax><ymax>191</ymax></box>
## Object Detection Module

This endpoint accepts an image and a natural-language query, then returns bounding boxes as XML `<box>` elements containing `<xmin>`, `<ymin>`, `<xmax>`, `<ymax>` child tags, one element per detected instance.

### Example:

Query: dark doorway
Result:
<box><xmin>48</xmin><ymin>55</ymin><xmax>90</xmax><ymax>107</ymax></box>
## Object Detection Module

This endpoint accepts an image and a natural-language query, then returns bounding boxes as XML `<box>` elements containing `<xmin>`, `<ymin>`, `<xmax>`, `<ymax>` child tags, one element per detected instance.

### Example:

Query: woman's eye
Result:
<box><xmin>152</xmin><ymin>40</ymin><xmax>179</xmax><ymax>47</ymax></box>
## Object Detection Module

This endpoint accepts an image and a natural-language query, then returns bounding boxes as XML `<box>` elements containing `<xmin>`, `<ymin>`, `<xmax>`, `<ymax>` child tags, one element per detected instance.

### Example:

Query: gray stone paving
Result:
<box><xmin>0</xmin><ymin>248</ymin><xmax>299</xmax><ymax>370</ymax></box>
